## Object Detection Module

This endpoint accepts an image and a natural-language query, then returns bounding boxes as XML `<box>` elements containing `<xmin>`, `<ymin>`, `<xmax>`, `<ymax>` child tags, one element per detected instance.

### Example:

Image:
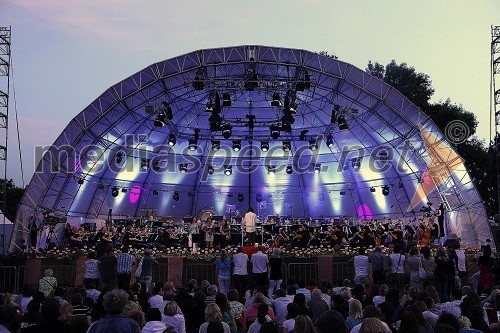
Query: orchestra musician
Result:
<box><xmin>244</xmin><ymin>207</ymin><xmax>257</xmax><ymax>245</ymax></box>
<box><xmin>28</xmin><ymin>217</ymin><xmax>39</xmax><ymax>249</ymax></box>
<box><xmin>271</xmin><ymin>227</ymin><xmax>289</xmax><ymax>249</ymax></box>
<box><xmin>428</xmin><ymin>219</ymin><xmax>439</xmax><ymax>244</ymax></box>
<box><xmin>292</xmin><ymin>224</ymin><xmax>310</xmax><ymax>248</ymax></box>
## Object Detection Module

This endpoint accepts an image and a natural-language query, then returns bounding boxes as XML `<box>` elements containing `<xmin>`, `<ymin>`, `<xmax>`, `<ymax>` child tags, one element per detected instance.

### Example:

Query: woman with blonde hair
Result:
<box><xmin>162</xmin><ymin>301</ymin><xmax>186</xmax><ymax>333</ymax></box>
<box><xmin>199</xmin><ymin>303</ymin><xmax>231</xmax><ymax>333</ymax></box>
<box><xmin>59</xmin><ymin>302</ymin><xmax>73</xmax><ymax>326</ymax></box>
<box><xmin>359</xmin><ymin>317</ymin><xmax>387</xmax><ymax>333</ymax></box>
<box><xmin>346</xmin><ymin>299</ymin><xmax>363</xmax><ymax>331</ymax></box>
<box><xmin>294</xmin><ymin>315</ymin><xmax>316</xmax><ymax>333</ymax></box>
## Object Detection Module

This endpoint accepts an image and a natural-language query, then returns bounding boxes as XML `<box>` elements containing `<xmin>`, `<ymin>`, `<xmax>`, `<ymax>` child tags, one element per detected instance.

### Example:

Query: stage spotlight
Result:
<box><xmin>77</xmin><ymin>178</ymin><xmax>84</xmax><ymax>185</ymax></box>
<box><xmin>309</xmin><ymin>140</ymin><xmax>318</xmax><ymax>151</ymax></box>
<box><xmin>154</xmin><ymin>112</ymin><xmax>166</xmax><ymax>127</ymax></box>
<box><xmin>173</xmin><ymin>191</ymin><xmax>180</xmax><ymax>201</ymax></box>
<box><xmin>152</xmin><ymin>190</ymin><xmax>158</xmax><ymax>195</ymax></box>
<box><xmin>340</xmin><ymin>189</ymin><xmax>346</xmax><ymax>196</ymax></box>
<box><xmin>111</xmin><ymin>187</ymin><xmax>119</xmax><ymax>197</ymax></box>
<box><xmin>121</xmin><ymin>188</ymin><xmax>128</xmax><ymax>193</ymax></box>
<box><xmin>267</xmin><ymin>165</ymin><xmax>276</xmax><ymax>175</ymax></box>
<box><xmin>238</xmin><ymin>193</ymin><xmax>244</xmax><ymax>202</ymax></box>
<box><xmin>370</xmin><ymin>187</ymin><xmax>376</xmax><ymax>193</ymax></box>
<box><xmin>282</xmin><ymin>141</ymin><xmax>292</xmax><ymax>152</ymax></box>
<box><xmin>300</xmin><ymin>130</ymin><xmax>309</xmax><ymax>141</ymax></box>
<box><xmin>222</xmin><ymin>93</ymin><xmax>231</xmax><ymax>107</ymax></box>
<box><xmin>179</xmin><ymin>163</ymin><xmax>188</xmax><ymax>174</ymax></box>
<box><xmin>271</xmin><ymin>92</ymin><xmax>281</xmax><ymax>107</ymax></box>
<box><xmin>338</xmin><ymin>115</ymin><xmax>349</xmax><ymax>130</ymax></box>
<box><xmin>232</xmin><ymin>140</ymin><xmax>241</xmax><ymax>152</ymax></box>
<box><xmin>224</xmin><ymin>165</ymin><xmax>232</xmax><ymax>176</ymax></box>
<box><xmin>261</xmin><ymin>141</ymin><xmax>269</xmax><ymax>152</ymax></box>
<box><xmin>222</xmin><ymin>125</ymin><xmax>232</xmax><ymax>139</ymax></box>
<box><xmin>168</xmin><ymin>133</ymin><xmax>176</xmax><ymax>147</ymax></box>
<box><xmin>326</xmin><ymin>135</ymin><xmax>334</xmax><ymax>148</ymax></box>
<box><xmin>256</xmin><ymin>193</ymin><xmax>262</xmax><ymax>202</ymax></box>
<box><xmin>152</xmin><ymin>160</ymin><xmax>161</xmax><ymax>172</ymax></box>
<box><xmin>382</xmin><ymin>185</ymin><xmax>390</xmax><ymax>196</ymax></box>
<box><xmin>286</xmin><ymin>165</ymin><xmax>293</xmax><ymax>174</ymax></box>
<box><xmin>141</xmin><ymin>158</ymin><xmax>148</xmax><ymax>170</ymax></box>
<box><xmin>211</xmin><ymin>140</ymin><xmax>220</xmax><ymax>151</ymax></box>
<box><xmin>188</xmin><ymin>139</ymin><xmax>197</xmax><ymax>151</ymax></box>
<box><xmin>314</xmin><ymin>164</ymin><xmax>321</xmax><ymax>174</ymax></box>
<box><xmin>352</xmin><ymin>158</ymin><xmax>361</xmax><ymax>171</ymax></box>
<box><xmin>270</xmin><ymin>126</ymin><xmax>280</xmax><ymax>140</ymax></box>
<box><xmin>115</xmin><ymin>152</ymin><xmax>123</xmax><ymax>164</ymax></box>
<box><xmin>208</xmin><ymin>165</ymin><xmax>215</xmax><ymax>174</ymax></box>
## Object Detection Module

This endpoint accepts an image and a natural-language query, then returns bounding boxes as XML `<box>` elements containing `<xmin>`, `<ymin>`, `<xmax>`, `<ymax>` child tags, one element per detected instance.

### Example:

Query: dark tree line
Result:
<box><xmin>367</xmin><ymin>60</ymin><xmax>498</xmax><ymax>217</ymax></box>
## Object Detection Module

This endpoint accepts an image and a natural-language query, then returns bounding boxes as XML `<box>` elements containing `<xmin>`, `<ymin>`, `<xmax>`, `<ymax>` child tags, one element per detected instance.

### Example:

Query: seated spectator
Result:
<box><xmin>316</xmin><ymin>310</ymin><xmax>348</xmax><ymax>333</ymax></box>
<box><xmin>20</xmin><ymin>300</ymin><xmax>41</xmax><ymax>333</ymax></box>
<box><xmin>346</xmin><ymin>299</ymin><xmax>363</xmax><ymax>331</ymax></box>
<box><xmin>199</xmin><ymin>304</ymin><xmax>231</xmax><ymax>333</ymax></box>
<box><xmin>441</xmin><ymin>289</ymin><xmax>463</xmax><ymax>319</ymax></box>
<box><xmin>162</xmin><ymin>301</ymin><xmax>185</xmax><ymax>333</ymax></box>
<box><xmin>227</xmin><ymin>289</ymin><xmax>244</xmax><ymax>321</ymax></box>
<box><xmin>349</xmin><ymin>305</ymin><xmax>391</xmax><ymax>333</ymax></box>
<box><xmin>37</xmin><ymin>298</ymin><xmax>71</xmax><ymax>333</ymax></box>
<box><xmin>142</xmin><ymin>308</ymin><xmax>166</xmax><ymax>333</ymax></box>
<box><xmin>0</xmin><ymin>304</ymin><xmax>18</xmax><ymax>333</ymax></box>
<box><xmin>359</xmin><ymin>317</ymin><xmax>390</xmax><ymax>333</ymax></box>
<box><xmin>247</xmin><ymin>303</ymin><xmax>272</xmax><ymax>333</ymax></box>
<box><xmin>272</xmin><ymin>289</ymin><xmax>292</xmax><ymax>326</ymax></box>
<box><xmin>128</xmin><ymin>309</ymin><xmax>145</xmax><ymax>329</ymax></box>
<box><xmin>59</xmin><ymin>303</ymin><xmax>73</xmax><ymax>326</ymax></box>
<box><xmin>282</xmin><ymin>303</ymin><xmax>300</xmax><ymax>333</ymax></box>
<box><xmin>293</xmin><ymin>315</ymin><xmax>316</xmax><ymax>333</ymax></box>
<box><xmin>413</xmin><ymin>300</ymin><xmax>439</xmax><ymax>328</ymax></box>
<box><xmin>206</xmin><ymin>285</ymin><xmax>218</xmax><ymax>305</ymax></box>
<box><xmin>215</xmin><ymin>293</ymin><xmax>237</xmax><ymax>333</ymax></box>
<box><xmin>173</xmin><ymin>287</ymin><xmax>194</xmax><ymax>316</ymax></box>
<box><xmin>87</xmin><ymin>289</ymin><xmax>141</xmax><ymax>333</ymax></box>
<box><xmin>296</xmin><ymin>281</ymin><xmax>312</xmax><ymax>303</ymax></box>
<box><xmin>149</xmin><ymin>285</ymin><xmax>165</xmax><ymax>310</ymax></box>
<box><xmin>308</xmin><ymin>289</ymin><xmax>329</xmax><ymax>323</ymax></box>
<box><xmin>186</xmin><ymin>291</ymin><xmax>206</xmax><ymax>333</ymax></box>
<box><xmin>373</xmin><ymin>284</ymin><xmax>388</xmax><ymax>307</ymax></box>
<box><xmin>70</xmin><ymin>315</ymin><xmax>91</xmax><ymax>333</ymax></box>
<box><xmin>293</xmin><ymin>293</ymin><xmax>312</xmax><ymax>318</ymax></box>
<box><xmin>70</xmin><ymin>293</ymin><xmax>91</xmax><ymax>317</ymax></box>
<box><xmin>245</xmin><ymin>292</ymin><xmax>275</xmax><ymax>325</ymax></box>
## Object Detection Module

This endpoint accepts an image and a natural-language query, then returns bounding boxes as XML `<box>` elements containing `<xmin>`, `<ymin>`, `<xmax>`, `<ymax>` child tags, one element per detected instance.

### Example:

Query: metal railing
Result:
<box><xmin>0</xmin><ymin>266</ymin><xmax>17</xmax><ymax>292</ymax></box>
<box><xmin>40</xmin><ymin>264</ymin><xmax>76</xmax><ymax>287</ymax></box>
<box><xmin>332</xmin><ymin>258</ymin><xmax>355</xmax><ymax>283</ymax></box>
<box><xmin>183</xmin><ymin>262</ymin><xmax>216</xmax><ymax>285</ymax></box>
<box><xmin>286</xmin><ymin>262</ymin><xmax>319</xmax><ymax>285</ymax></box>
<box><xmin>153</xmin><ymin>264</ymin><xmax>169</xmax><ymax>285</ymax></box>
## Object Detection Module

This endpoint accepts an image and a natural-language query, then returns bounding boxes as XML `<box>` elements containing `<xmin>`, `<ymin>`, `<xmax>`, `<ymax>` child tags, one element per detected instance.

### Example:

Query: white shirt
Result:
<box><xmin>149</xmin><ymin>294</ymin><xmax>166</xmax><ymax>310</ymax></box>
<box><xmin>244</xmin><ymin>212</ymin><xmax>257</xmax><ymax>232</ymax></box>
<box><xmin>456</xmin><ymin>249</ymin><xmax>466</xmax><ymax>272</ymax></box>
<box><xmin>389</xmin><ymin>253</ymin><xmax>406</xmax><ymax>273</ymax></box>
<box><xmin>251</xmin><ymin>251</ymin><xmax>268</xmax><ymax>273</ymax></box>
<box><xmin>354</xmin><ymin>255</ymin><xmax>369</xmax><ymax>277</ymax></box>
<box><xmin>283</xmin><ymin>318</ymin><xmax>295</xmax><ymax>333</ymax></box>
<box><xmin>373</xmin><ymin>295</ymin><xmax>385</xmax><ymax>307</ymax></box>
<box><xmin>272</xmin><ymin>296</ymin><xmax>292</xmax><ymax>325</ymax></box>
<box><xmin>162</xmin><ymin>314</ymin><xmax>186</xmax><ymax>333</ymax></box>
<box><xmin>233</xmin><ymin>253</ymin><xmax>249</xmax><ymax>275</ymax></box>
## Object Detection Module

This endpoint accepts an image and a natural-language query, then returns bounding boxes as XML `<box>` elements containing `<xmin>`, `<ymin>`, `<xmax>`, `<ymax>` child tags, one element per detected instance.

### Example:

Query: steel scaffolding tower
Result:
<box><xmin>0</xmin><ymin>27</ymin><xmax>10</xmax><ymax>253</ymax></box>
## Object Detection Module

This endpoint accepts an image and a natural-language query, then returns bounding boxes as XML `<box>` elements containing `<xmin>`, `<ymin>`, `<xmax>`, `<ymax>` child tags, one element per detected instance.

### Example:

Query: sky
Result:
<box><xmin>0</xmin><ymin>0</ymin><xmax>499</xmax><ymax>187</ymax></box>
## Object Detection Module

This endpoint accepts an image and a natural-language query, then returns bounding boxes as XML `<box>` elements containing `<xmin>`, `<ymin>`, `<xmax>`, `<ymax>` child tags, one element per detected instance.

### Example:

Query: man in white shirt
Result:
<box><xmin>251</xmin><ymin>245</ymin><xmax>268</xmax><ymax>287</ymax></box>
<box><xmin>388</xmin><ymin>245</ymin><xmax>406</xmax><ymax>289</ymax></box>
<box><xmin>244</xmin><ymin>207</ymin><xmax>257</xmax><ymax>245</ymax></box>
<box><xmin>272</xmin><ymin>289</ymin><xmax>292</xmax><ymax>326</ymax></box>
<box><xmin>233</xmin><ymin>247</ymin><xmax>249</xmax><ymax>298</ymax></box>
<box><xmin>354</xmin><ymin>247</ymin><xmax>370</xmax><ymax>284</ymax></box>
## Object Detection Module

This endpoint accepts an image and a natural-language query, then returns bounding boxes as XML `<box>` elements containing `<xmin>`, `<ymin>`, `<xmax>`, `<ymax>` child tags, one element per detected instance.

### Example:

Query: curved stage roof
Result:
<box><xmin>11</xmin><ymin>45</ymin><xmax>491</xmax><ymax>248</ymax></box>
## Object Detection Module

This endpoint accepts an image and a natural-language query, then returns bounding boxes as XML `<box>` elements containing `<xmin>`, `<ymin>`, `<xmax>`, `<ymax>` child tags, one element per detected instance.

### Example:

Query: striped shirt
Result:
<box><xmin>116</xmin><ymin>253</ymin><xmax>135</xmax><ymax>274</ymax></box>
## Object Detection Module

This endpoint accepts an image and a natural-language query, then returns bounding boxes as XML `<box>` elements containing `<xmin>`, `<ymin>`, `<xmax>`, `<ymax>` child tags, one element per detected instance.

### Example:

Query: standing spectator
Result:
<box><xmin>199</xmin><ymin>304</ymin><xmax>231</xmax><ymax>333</ymax></box>
<box><xmin>244</xmin><ymin>207</ymin><xmax>257</xmax><ymax>246</ymax></box>
<box><xmin>435</xmin><ymin>247</ymin><xmax>454</xmax><ymax>302</ymax></box>
<box><xmin>477</xmin><ymin>246</ymin><xmax>495</xmax><ymax>296</ymax></box>
<box><xmin>308</xmin><ymin>289</ymin><xmax>329</xmax><ymax>323</ymax></box>
<box><xmin>162</xmin><ymin>301</ymin><xmax>186</xmax><ymax>333</ymax></box>
<box><xmin>232</xmin><ymin>248</ymin><xmax>249</xmax><ymax>300</ymax></box>
<box><xmin>282</xmin><ymin>303</ymin><xmax>300</xmax><ymax>333</ymax></box>
<box><xmin>87</xmin><ymin>289</ymin><xmax>141</xmax><ymax>333</ymax></box>
<box><xmin>19</xmin><ymin>285</ymin><xmax>34</xmax><ymax>314</ymax></box>
<box><xmin>268</xmin><ymin>248</ymin><xmax>283</xmax><ymax>298</ymax></box>
<box><xmin>346</xmin><ymin>299</ymin><xmax>363</xmax><ymax>331</ymax></box>
<box><xmin>38</xmin><ymin>269</ymin><xmax>57</xmax><ymax>298</ymax></box>
<box><xmin>142</xmin><ymin>308</ymin><xmax>166</xmax><ymax>333</ymax></box>
<box><xmin>272</xmin><ymin>289</ymin><xmax>292</xmax><ymax>327</ymax></box>
<box><xmin>84</xmin><ymin>252</ymin><xmax>100</xmax><ymax>290</ymax></box>
<box><xmin>117</xmin><ymin>246</ymin><xmax>136</xmax><ymax>291</ymax></box>
<box><xmin>354</xmin><ymin>248</ymin><xmax>370</xmax><ymax>285</ymax></box>
<box><xmin>215</xmin><ymin>294</ymin><xmax>237</xmax><ymax>333</ymax></box>
<box><xmin>388</xmin><ymin>245</ymin><xmax>406</xmax><ymax>290</ymax></box>
<box><xmin>216</xmin><ymin>250</ymin><xmax>232</xmax><ymax>296</ymax></box>
<box><xmin>420</xmin><ymin>246</ymin><xmax>435</xmax><ymax>286</ymax></box>
<box><xmin>99</xmin><ymin>245</ymin><xmax>117</xmax><ymax>289</ymax></box>
<box><xmin>407</xmin><ymin>247</ymin><xmax>424</xmax><ymax>291</ymax></box>
<box><xmin>140</xmin><ymin>249</ymin><xmax>158</xmax><ymax>292</ymax></box>
<box><xmin>250</xmin><ymin>246</ymin><xmax>269</xmax><ymax>287</ymax></box>
<box><xmin>369</xmin><ymin>246</ymin><xmax>386</xmax><ymax>285</ymax></box>
<box><xmin>227</xmin><ymin>289</ymin><xmax>244</xmax><ymax>322</ymax></box>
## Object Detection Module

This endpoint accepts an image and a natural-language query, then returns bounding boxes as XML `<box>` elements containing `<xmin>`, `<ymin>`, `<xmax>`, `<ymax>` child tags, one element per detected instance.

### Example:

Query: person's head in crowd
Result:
<box><xmin>436</xmin><ymin>313</ymin><xmax>460</xmax><ymax>333</ymax></box>
<box><xmin>188</xmin><ymin>278</ymin><xmax>198</xmax><ymax>290</ymax></box>
<box><xmin>349</xmin><ymin>299</ymin><xmax>363</xmax><ymax>319</ymax></box>
<box><xmin>164</xmin><ymin>282</ymin><xmax>175</xmax><ymax>293</ymax></box>
<box><xmin>41</xmin><ymin>298</ymin><xmax>60</xmax><ymax>320</ymax></box>
<box><xmin>362</xmin><ymin>305</ymin><xmax>381</xmax><ymax>319</ymax></box>
<box><xmin>227</xmin><ymin>289</ymin><xmax>240</xmax><ymax>302</ymax></box>
<box><xmin>59</xmin><ymin>303</ymin><xmax>73</xmax><ymax>324</ymax></box>
<box><xmin>293</xmin><ymin>293</ymin><xmax>307</xmax><ymax>308</ymax></box>
<box><xmin>152</xmin><ymin>284</ymin><xmax>163</xmax><ymax>296</ymax></box>
<box><xmin>254</xmin><ymin>292</ymin><xmax>267</xmax><ymax>304</ymax></box>
<box><xmin>207</xmin><ymin>285</ymin><xmax>218</xmax><ymax>296</ymax></box>
<box><xmin>340</xmin><ymin>287</ymin><xmax>352</xmax><ymax>300</ymax></box>
<box><xmin>461</xmin><ymin>285</ymin><xmax>472</xmax><ymax>298</ymax></box>
<box><xmin>311</xmin><ymin>289</ymin><xmax>322</xmax><ymax>300</ymax></box>
<box><xmin>275</xmin><ymin>289</ymin><xmax>286</xmax><ymax>298</ymax></box>
<box><xmin>105</xmin><ymin>245</ymin><xmax>113</xmax><ymax>254</ymax></box>
<box><xmin>424</xmin><ymin>286</ymin><xmax>440</xmax><ymax>304</ymax></box>
<box><xmin>83</xmin><ymin>296</ymin><xmax>94</xmax><ymax>309</ymax></box>
<box><xmin>256</xmin><ymin>303</ymin><xmax>269</xmax><ymax>324</ymax></box>
<box><xmin>0</xmin><ymin>304</ymin><xmax>17</xmax><ymax>331</ymax></box>
<box><xmin>420</xmin><ymin>246</ymin><xmax>431</xmax><ymax>259</ymax></box>
<box><xmin>131</xmin><ymin>283</ymin><xmax>142</xmax><ymax>294</ymax></box>
<box><xmin>460</xmin><ymin>295</ymin><xmax>478</xmax><ymax>316</ymax></box>
<box><xmin>409</xmin><ymin>247</ymin><xmax>419</xmax><ymax>257</ymax></box>
<box><xmin>33</xmin><ymin>291</ymin><xmax>46</xmax><ymax>304</ymax></box>
<box><xmin>71</xmin><ymin>315</ymin><xmax>91</xmax><ymax>333</ymax></box>
<box><xmin>423</xmin><ymin>297</ymin><xmax>435</xmax><ymax>310</ymax></box>
<box><xmin>359</xmin><ymin>317</ymin><xmax>387</xmax><ymax>333</ymax></box>
<box><xmin>465</xmin><ymin>304</ymin><xmax>489</xmax><ymax>333</ymax></box>
<box><xmin>201</xmin><ymin>280</ymin><xmax>210</xmax><ymax>291</ymax></box>
<box><xmin>408</xmin><ymin>287</ymin><xmax>419</xmax><ymax>300</ymax></box>
<box><xmin>21</xmin><ymin>284</ymin><xmax>34</xmax><ymax>298</ymax></box>
<box><xmin>393</xmin><ymin>244</ymin><xmax>402</xmax><ymax>254</ymax></box>
<box><xmin>103</xmin><ymin>289</ymin><xmax>129</xmax><ymax>315</ymax></box>
<box><xmin>54</xmin><ymin>287</ymin><xmax>65</xmax><ymax>298</ymax></box>
<box><xmin>352</xmin><ymin>284</ymin><xmax>366</xmax><ymax>302</ymax></box>
<box><xmin>128</xmin><ymin>309</ymin><xmax>145</xmax><ymax>328</ymax></box>
<box><xmin>287</xmin><ymin>285</ymin><xmax>297</xmax><ymax>296</ymax></box>
<box><xmin>294</xmin><ymin>315</ymin><xmax>316</xmax><ymax>333</ymax></box>
<box><xmin>88</xmin><ymin>252</ymin><xmax>96</xmax><ymax>260</ymax></box>
<box><xmin>379</xmin><ymin>284</ymin><xmax>389</xmax><ymax>297</ymax></box>
<box><xmin>358</xmin><ymin>247</ymin><xmax>366</xmax><ymax>255</ymax></box>
<box><xmin>384</xmin><ymin>289</ymin><xmax>400</xmax><ymax>308</ymax></box>
<box><xmin>146</xmin><ymin>308</ymin><xmax>162</xmax><ymax>322</ymax></box>
<box><xmin>316</xmin><ymin>310</ymin><xmax>348</xmax><ymax>333</ymax></box>
<box><xmin>343</xmin><ymin>279</ymin><xmax>351</xmax><ymax>287</ymax></box>
<box><xmin>434</xmin><ymin>324</ymin><xmax>459</xmax><ymax>333</ymax></box>
<box><xmin>377</xmin><ymin>301</ymin><xmax>395</xmax><ymax>325</ymax></box>
<box><xmin>450</xmin><ymin>288</ymin><xmax>462</xmax><ymax>301</ymax></box>
<box><xmin>260</xmin><ymin>321</ymin><xmax>279</xmax><ymax>333</ymax></box>
<box><xmin>205</xmin><ymin>303</ymin><xmax>223</xmax><ymax>322</ymax></box>
<box><xmin>458</xmin><ymin>316</ymin><xmax>472</xmax><ymax>330</ymax></box>
<box><xmin>121</xmin><ymin>246</ymin><xmax>129</xmax><ymax>253</ymax></box>
<box><xmin>207</xmin><ymin>321</ymin><xmax>224</xmax><ymax>333</ymax></box>
<box><xmin>411</xmin><ymin>300</ymin><xmax>427</xmax><ymax>314</ymax></box>
<box><xmin>306</xmin><ymin>278</ymin><xmax>317</xmax><ymax>288</ymax></box>
<box><xmin>194</xmin><ymin>290</ymin><xmax>207</xmax><ymax>305</ymax></box>
<box><xmin>44</xmin><ymin>269</ymin><xmax>54</xmax><ymax>277</ymax></box>
<box><xmin>215</xmin><ymin>293</ymin><xmax>231</xmax><ymax>313</ymax></box>
<box><xmin>26</xmin><ymin>300</ymin><xmax>41</xmax><ymax>314</ymax></box>
<box><xmin>164</xmin><ymin>301</ymin><xmax>179</xmax><ymax>316</ymax></box>
<box><xmin>286</xmin><ymin>303</ymin><xmax>300</xmax><ymax>320</ymax></box>
<box><xmin>70</xmin><ymin>292</ymin><xmax>83</xmax><ymax>306</ymax></box>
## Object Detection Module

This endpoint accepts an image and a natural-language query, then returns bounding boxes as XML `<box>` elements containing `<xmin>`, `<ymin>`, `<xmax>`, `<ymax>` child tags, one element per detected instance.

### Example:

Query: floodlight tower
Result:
<box><xmin>492</xmin><ymin>26</ymin><xmax>500</xmax><ymax>215</ymax></box>
<box><xmin>0</xmin><ymin>27</ymin><xmax>10</xmax><ymax>253</ymax></box>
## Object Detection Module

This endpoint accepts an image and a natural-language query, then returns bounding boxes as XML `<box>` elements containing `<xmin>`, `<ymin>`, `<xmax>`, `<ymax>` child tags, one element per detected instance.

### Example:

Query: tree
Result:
<box><xmin>2</xmin><ymin>179</ymin><xmax>25</xmax><ymax>222</ymax></box>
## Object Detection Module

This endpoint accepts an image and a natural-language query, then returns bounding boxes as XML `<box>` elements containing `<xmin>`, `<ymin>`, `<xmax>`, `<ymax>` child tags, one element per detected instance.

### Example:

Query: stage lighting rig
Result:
<box><xmin>370</xmin><ymin>187</ymin><xmax>376</xmax><ymax>193</ymax></box>
<box><xmin>232</xmin><ymin>140</ymin><xmax>241</xmax><ymax>152</ymax></box>
<box><xmin>246</xmin><ymin>114</ymin><xmax>256</xmax><ymax>131</ymax></box>
<box><xmin>152</xmin><ymin>190</ymin><xmax>158</xmax><ymax>195</ymax></box>
<box><xmin>309</xmin><ymin>140</ymin><xmax>318</xmax><ymax>151</ymax></box>
<box><xmin>111</xmin><ymin>187</ymin><xmax>120</xmax><ymax>197</ymax></box>
<box><xmin>300</xmin><ymin>130</ymin><xmax>309</xmax><ymax>141</ymax></box>
<box><xmin>222</xmin><ymin>93</ymin><xmax>231</xmax><ymax>107</ymax></box>
<box><xmin>211</xmin><ymin>140</ymin><xmax>220</xmax><ymax>152</ymax></box>
<box><xmin>154</xmin><ymin>112</ymin><xmax>166</xmax><ymax>127</ymax></box>
<box><xmin>179</xmin><ymin>163</ymin><xmax>188</xmax><ymax>174</ymax></box>
<box><xmin>188</xmin><ymin>139</ymin><xmax>198</xmax><ymax>151</ymax></box>
<box><xmin>222</xmin><ymin>125</ymin><xmax>232</xmax><ymax>139</ymax></box>
<box><xmin>313</xmin><ymin>164</ymin><xmax>321</xmax><ymax>174</ymax></box>
<box><xmin>224</xmin><ymin>165</ymin><xmax>233</xmax><ymax>176</ymax></box>
<box><xmin>340</xmin><ymin>189</ymin><xmax>346</xmax><ymax>196</ymax></box>
<box><xmin>141</xmin><ymin>158</ymin><xmax>149</xmax><ymax>170</ymax></box>
<box><xmin>208</xmin><ymin>165</ymin><xmax>215</xmax><ymax>174</ymax></box>
<box><xmin>286</xmin><ymin>165</ymin><xmax>293</xmax><ymax>174</ymax></box>
<box><xmin>192</xmin><ymin>70</ymin><xmax>204</xmax><ymax>90</ymax></box>
<box><xmin>326</xmin><ymin>135</ymin><xmax>334</xmax><ymax>148</ymax></box>
<box><xmin>271</xmin><ymin>92</ymin><xmax>281</xmax><ymax>107</ymax></box>
<box><xmin>173</xmin><ymin>191</ymin><xmax>180</xmax><ymax>201</ymax></box>
<box><xmin>282</xmin><ymin>141</ymin><xmax>292</xmax><ymax>152</ymax></box>
<box><xmin>270</xmin><ymin>126</ymin><xmax>280</xmax><ymax>140</ymax></box>
<box><xmin>338</xmin><ymin>115</ymin><xmax>349</xmax><ymax>131</ymax></box>
<box><xmin>238</xmin><ymin>193</ymin><xmax>244</xmax><ymax>202</ymax></box>
<box><xmin>261</xmin><ymin>141</ymin><xmax>269</xmax><ymax>152</ymax></box>
<box><xmin>382</xmin><ymin>185</ymin><xmax>390</xmax><ymax>196</ymax></box>
<box><xmin>78</xmin><ymin>178</ymin><xmax>84</xmax><ymax>185</ymax></box>
<box><xmin>115</xmin><ymin>152</ymin><xmax>124</xmax><ymax>164</ymax></box>
<box><xmin>168</xmin><ymin>134</ymin><xmax>176</xmax><ymax>147</ymax></box>
<box><xmin>267</xmin><ymin>165</ymin><xmax>276</xmax><ymax>175</ymax></box>
<box><xmin>161</xmin><ymin>102</ymin><xmax>173</xmax><ymax>120</ymax></box>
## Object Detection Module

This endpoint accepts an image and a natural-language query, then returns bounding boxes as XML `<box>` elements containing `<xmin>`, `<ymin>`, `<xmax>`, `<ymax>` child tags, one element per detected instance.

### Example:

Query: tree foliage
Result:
<box><xmin>2</xmin><ymin>179</ymin><xmax>25</xmax><ymax>222</ymax></box>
